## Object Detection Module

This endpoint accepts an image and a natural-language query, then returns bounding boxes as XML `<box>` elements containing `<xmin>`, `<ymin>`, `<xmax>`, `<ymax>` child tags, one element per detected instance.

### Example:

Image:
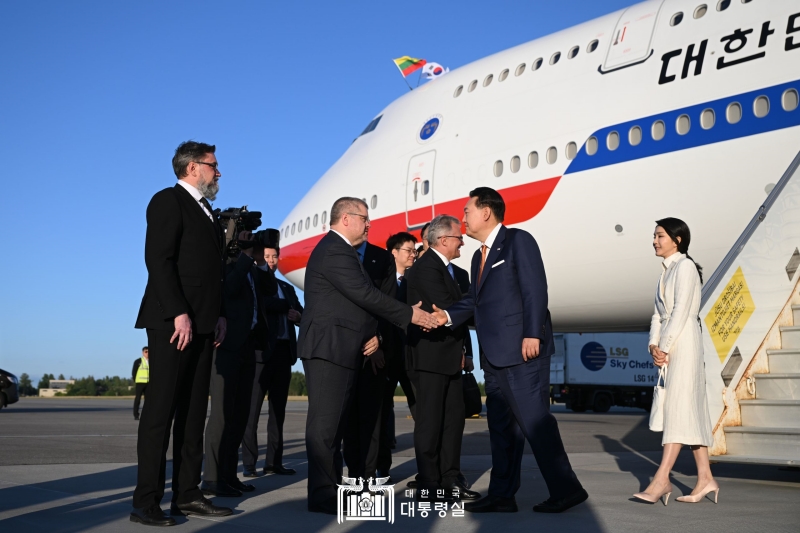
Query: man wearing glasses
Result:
<box><xmin>298</xmin><ymin>197</ymin><xmax>439</xmax><ymax>514</ymax></box>
<box><xmin>133</xmin><ymin>141</ymin><xmax>231</xmax><ymax>526</ymax></box>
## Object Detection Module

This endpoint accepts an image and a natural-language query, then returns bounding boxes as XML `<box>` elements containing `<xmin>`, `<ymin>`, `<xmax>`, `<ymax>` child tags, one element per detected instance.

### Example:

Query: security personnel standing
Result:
<box><xmin>132</xmin><ymin>347</ymin><xmax>149</xmax><ymax>420</ymax></box>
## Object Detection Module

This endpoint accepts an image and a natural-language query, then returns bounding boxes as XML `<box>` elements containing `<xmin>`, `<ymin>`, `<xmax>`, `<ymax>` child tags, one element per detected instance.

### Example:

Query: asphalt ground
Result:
<box><xmin>0</xmin><ymin>397</ymin><xmax>798</xmax><ymax>532</ymax></box>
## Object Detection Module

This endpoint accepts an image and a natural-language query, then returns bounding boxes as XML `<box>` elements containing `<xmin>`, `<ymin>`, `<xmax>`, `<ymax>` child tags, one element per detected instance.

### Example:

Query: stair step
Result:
<box><xmin>724</xmin><ymin>426</ymin><xmax>800</xmax><ymax>458</ymax></box>
<box><xmin>792</xmin><ymin>305</ymin><xmax>800</xmax><ymax>326</ymax></box>
<box><xmin>780</xmin><ymin>326</ymin><xmax>800</xmax><ymax>349</ymax></box>
<box><xmin>755</xmin><ymin>373</ymin><xmax>800</xmax><ymax>400</ymax></box>
<box><xmin>740</xmin><ymin>399</ymin><xmax>800</xmax><ymax>428</ymax></box>
<box><xmin>767</xmin><ymin>349</ymin><xmax>800</xmax><ymax>373</ymax></box>
<box><xmin>711</xmin><ymin>454</ymin><xmax>800</xmax><ymax>466</ymax></box>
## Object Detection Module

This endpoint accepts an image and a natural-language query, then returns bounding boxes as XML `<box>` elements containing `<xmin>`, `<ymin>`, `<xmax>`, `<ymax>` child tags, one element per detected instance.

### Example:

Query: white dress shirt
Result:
<box><xmin>330</xmin><ymin>229</ymin><xmax>352</xmax><ymax>246</ymax></box>
<box><xmin>177</xmin><ymin>180</ymin><xmax>214</xmax><ymax>221</ymax></box>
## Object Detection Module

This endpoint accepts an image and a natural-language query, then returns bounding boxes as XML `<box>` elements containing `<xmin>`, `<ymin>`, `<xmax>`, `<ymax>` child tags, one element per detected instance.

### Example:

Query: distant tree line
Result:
<box><xmin>15</xmin><ymin>373</ymin><xmax>134</xmax><ymax>396</ymax></box>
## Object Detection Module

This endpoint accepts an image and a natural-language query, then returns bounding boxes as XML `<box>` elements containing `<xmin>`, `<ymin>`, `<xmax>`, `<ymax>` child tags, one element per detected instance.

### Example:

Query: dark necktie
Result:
<box><xmin>199</xmin><ymin>198</ymin><xmax>213</xmax><ymax>219</ymax></box>
<box><xmin>397</xmin><ymin>275</ymin><xmax>404</xmax><ymax>286</ymax></box>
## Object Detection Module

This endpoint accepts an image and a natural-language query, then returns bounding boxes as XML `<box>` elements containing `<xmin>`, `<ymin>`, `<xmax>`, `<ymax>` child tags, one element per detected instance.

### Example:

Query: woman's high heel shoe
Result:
<box><xmin>676</xmin><ymin>482</ymin><xmax>720</xmax><ymax>503</ymax></box>
<box><xmin>632</xmin><ymin>485</ymin><xmax>673</xmax><ymax>506</ymax></box>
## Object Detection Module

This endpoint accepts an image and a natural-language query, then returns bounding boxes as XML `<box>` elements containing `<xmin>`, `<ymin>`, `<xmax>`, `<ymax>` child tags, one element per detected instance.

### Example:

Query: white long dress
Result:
<box><xmin>648</xmin><ymin>252</ymin><xmax>714</xmax><ymax>446</ymax></box>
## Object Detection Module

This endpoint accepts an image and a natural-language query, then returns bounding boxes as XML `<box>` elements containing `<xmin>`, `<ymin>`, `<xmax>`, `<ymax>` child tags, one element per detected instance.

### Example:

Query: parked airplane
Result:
<box><xmin>277</xmin><ymin>0</ymin><xmax>800</xmax><ymax>332</ymax></box>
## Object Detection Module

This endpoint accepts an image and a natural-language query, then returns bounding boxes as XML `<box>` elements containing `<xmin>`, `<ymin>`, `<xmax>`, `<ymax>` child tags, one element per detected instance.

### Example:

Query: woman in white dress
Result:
<box><xmin>633</xmin><ymin>218</ymin><xmax>718</xmax><ymax>506</ymax></box>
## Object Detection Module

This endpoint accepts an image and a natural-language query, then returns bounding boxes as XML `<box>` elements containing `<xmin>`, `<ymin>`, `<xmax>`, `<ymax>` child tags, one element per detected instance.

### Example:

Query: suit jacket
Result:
<box><xmin>405</xmin><ymin>250</ymin><xmax>467</xmax><ymax>375</ymax></box>
<box><xmin>218</xmin><ymin>253</ymin><xmax>259</xmax><ymax>352</ymax></box>
<box><xmin>362</xmin><ymin>243</ymin><xmax>399</xmax><ymax>359</ymax></box>
<box><xmin>260</xmin><ymin>278</ymin><xmax>303</xmax><ymax>364</ymax></box>
<box><xmin>298</xmin><ymin>232</ymin><xmax>412</xmax><ymax>370</ymax></box>
<box><xmin>135</xmin><ymin>184</ymin><xmax>224</xmax><ymax>334</ymax></box>
<box><xmin>451</xmin><ymin>263</ymin><xmax>474</xmax><ymax>360</ymax></box>
<box><xmin>447</xmin><ymin>225</ymin><xmax>554</xmax><ymax>368</ymax></box>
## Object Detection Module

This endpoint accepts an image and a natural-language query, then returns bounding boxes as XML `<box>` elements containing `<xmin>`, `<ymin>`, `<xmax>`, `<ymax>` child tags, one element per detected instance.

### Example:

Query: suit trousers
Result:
<box><xmin>410</xmin><ymin>369</ymin><xmax>464</xmax><ymax>489</ymax></box>
<box><xmin>133</xmin><ymin>329</ymin><xmax>214</xmax><ymax>508</ymax></box>
<box><xmin>242</xmin><ymin>340</ymin><xmax>293</xmax><ymax>469</ymax></box>
<box><xmin>377</xmin><ymin>353</ymin><xmax>416</xmax><ymax>473</ymax></box>
<box><xmin>133</xmin><ymin>383</ymin><xmax>147</xmax><ymax>417</ymax></box>
<box><xmin>483</xmin><ymin>353</ymin><xmax>582</xmax><ymax>500</ymax></box>
<box><xmin>303</xmin><ymin>357</ymin><xmax>358</xmax><ymax>506</ymax></box>
<box><xmin>343</xmin><ymin>350</ymin><xmax>387</xmax><ymax>480</ymax></box>
<box><xmin>204</xmin><ymin>336</ymin><xmax>256</xmax><ymax>483</ymax></box>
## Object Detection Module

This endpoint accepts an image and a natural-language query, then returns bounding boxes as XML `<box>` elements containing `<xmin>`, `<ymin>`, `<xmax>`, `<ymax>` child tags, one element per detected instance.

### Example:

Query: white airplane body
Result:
<box><xmin>278</xmin><ymin>0</ymin><xmax>800</xmax><ymax>332</ymax></box>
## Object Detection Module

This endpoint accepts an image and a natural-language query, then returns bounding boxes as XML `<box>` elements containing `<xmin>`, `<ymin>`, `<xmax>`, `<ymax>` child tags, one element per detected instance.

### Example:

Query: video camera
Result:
<box><xmin>217</xmin><ymin>206</ymin><xmax>280</xmax><ymax>260</ymax></box>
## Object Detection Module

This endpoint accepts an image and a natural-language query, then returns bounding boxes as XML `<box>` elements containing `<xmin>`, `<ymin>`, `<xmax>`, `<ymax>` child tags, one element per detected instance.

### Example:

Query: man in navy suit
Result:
<box><xmin>433</xmin><ymin>187</ymin><xmax>587</xmax><ymax>514</ymax></box>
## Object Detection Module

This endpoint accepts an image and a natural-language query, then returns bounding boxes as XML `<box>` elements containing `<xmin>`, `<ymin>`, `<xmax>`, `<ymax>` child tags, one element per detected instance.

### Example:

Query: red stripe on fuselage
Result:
<box><xmin>278</xmin><ymin>176</ymin><xmax>561</xmax><ymax>276</ymax></box>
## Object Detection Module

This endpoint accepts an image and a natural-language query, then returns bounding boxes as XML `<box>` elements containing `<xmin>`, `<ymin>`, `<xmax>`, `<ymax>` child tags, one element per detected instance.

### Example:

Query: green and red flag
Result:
<box><xmin>393</xmin><ymin>56</ymin><xmax>427</xmax><ymax>77</ymax></box>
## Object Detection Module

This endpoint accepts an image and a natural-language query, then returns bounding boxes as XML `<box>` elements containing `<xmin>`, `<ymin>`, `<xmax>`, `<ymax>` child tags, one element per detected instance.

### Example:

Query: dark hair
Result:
<box><xmin>420</xmin><ymin>222</ymin><xmax>431</xmax><ymax>238</ymax></box>
<box><xmin>264</xmin><ymin>246</ymin><xmax>280</xmax><ymax>257</ymax></box>
<box><xmin>656</xmin><ymin>217</ymin><xmax>703</xmax><ymax>283</ymax></box>
<box><xmin>142</xmin><ymin>346</ymin><xmax>148</xmax><ymax>352</ymax></box>
<box><xmin>416</xmin><ymin>244</ymin><xmax>424</xmax><ymax>253</ymax></box>
<box><xmin>386</xmin><ymin>232</ymin><xmax>417</xmax><ymax>251</ymax></box>
<box><xmin>330</xmin><ymin>197</ymin><xmax>368</xmax><ymax>225</ymax></box>
<box><xmin>469</xmin><ymin>187</ymin><xmax>505</xmax><ymax>222</ymax></box>
<box><xmin>172</xmin><ymin>141</ymin><xmax>216</xmax><ymax>178</ymax></box>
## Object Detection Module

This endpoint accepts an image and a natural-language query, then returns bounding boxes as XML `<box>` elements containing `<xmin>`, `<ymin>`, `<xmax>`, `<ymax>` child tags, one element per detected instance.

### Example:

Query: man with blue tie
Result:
<box><xmin>433</xmin><ymin>187</ymin><xmax>587</xmax><ymax>514</ymax></box>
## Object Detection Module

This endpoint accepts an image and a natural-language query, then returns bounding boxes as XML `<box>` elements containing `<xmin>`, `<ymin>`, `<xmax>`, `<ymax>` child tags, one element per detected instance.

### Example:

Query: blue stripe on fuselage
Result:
<box><xmin>565</xmin><ymin>79</ymin><xmax>800</xmax><ymax>175</ymax></box>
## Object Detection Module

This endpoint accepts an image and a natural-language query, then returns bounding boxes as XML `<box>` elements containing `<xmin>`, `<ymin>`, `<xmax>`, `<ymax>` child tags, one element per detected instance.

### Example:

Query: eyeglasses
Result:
<box><xmin>397</xmin><ymin>247</ymin><xmax>418</xmax><ymax>255</ymax></box>
<box><xmin>441</xmin><ymin>235</ymin><xmax>465</xmax><ymax>243</ymax></box>
<box><xmin>347</xmin><ymin>212</ymin><xmax>370</xmax><ymax>223</ymax></box>
<box><xmin>194</xmin><ymin>161</ymin><xmax>219</xmax><ymax>171</ymax></box>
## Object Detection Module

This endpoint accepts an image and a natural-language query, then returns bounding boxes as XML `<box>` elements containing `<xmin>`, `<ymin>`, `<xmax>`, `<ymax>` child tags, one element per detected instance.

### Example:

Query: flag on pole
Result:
<box><xmin>421</xmin><ymin>62</ymin><xmax>449</xmax><ymax>79</ymax></box>
<box><xmin>393</xmin><ymin>56</ymin><xmax>427</xmax><ymax>77</ymax></box>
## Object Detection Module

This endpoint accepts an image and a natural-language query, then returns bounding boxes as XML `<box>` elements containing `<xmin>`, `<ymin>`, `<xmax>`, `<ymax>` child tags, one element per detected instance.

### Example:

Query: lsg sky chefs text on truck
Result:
<box><xmin>550</xmin><ymin>333</ymin><xmax>657</xmax><ymax>413</ymax></box>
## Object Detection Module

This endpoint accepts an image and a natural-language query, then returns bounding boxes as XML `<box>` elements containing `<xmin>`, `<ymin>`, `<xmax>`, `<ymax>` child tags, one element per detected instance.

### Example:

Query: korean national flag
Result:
<box><xmin>422</xmin><ymin>62</ymin><xmax>449</xmax><ymax>80</ymax></box>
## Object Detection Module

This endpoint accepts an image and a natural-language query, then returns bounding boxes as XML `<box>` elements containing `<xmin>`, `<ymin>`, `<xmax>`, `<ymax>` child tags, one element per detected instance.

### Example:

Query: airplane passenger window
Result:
<box><xmin>454</xmin><ymin>85</ymin><xmax>463</xmax><ymax>98</ymax></box>
<box><xmin>568</xmin><ymin>46</ymin><xmax>579</xmax><ymax>60</ymax></box>
<box><xmin>670</xmin><ymin>12</ymin><xmax>683</xmax><ymax>26</ymax></box>
<box><xmin>586</xmin><ymin>136</ymin><xmax>598</xmax><ymax>155</ymax></box>
<box><xmin>499</xmin><ymin>69</ymin><xmax>509</xmax><ymax>82</ymax></box>
<box><xmin>291</xmin><ymin>223</ymin><xmax>296</xmax><ymax>235</ymax></box>
<box><xmin>468</xmin><ymin>80</ymin><xmax>478</xmax><ymax>92</ymax></box>
<box><xmin>754</xmin><ymin>96</ymin><xmax>770</xmax><ymax>118</ymax></box>
<box><xmin>717</xmin><ymin>0</ymin><xmax>730</xmax><ymax>12</ymax></box>
<box><xmin>370</xmin><ymin>195</ymin><xmax>377</xmax><ymax>209</ymax></box>
<box><xmin>510</xmin><ymin>155</ymin><xmax>521</xmax><ymax>173</ymax></box>
<box><xmin>727</xmin><ymin>102</ymin><xmax>742</xmax><ymax>123</ymax></box>
<box><xmin>313</xmin><ymin>214</ymin><xmax>318</xmax><ymax>227</ymax></box>
<box><xmin>515</xmin><ymin>63</ymin><xmax>526</xmax><ymax>76</ymax></box>
<box><xmin>606</xmin><ymin>131</ymin><xmax>620</xmax><ymax>151</ymax></box>
<box><xmin>494</xmin><ymin>160</ymin><xmax>503</xmax><ymax>177</ymax></box>
<box><xmin>528</xmin><ymin>151</ymin><xmax>539</xmax><ymax>168</ymax></box>
<box><xmin>322</xmin><ymin>211</ymin><xmax>328</xmax><ymax>224</ymax></box>
<box><xmin>701</xmin><ymin>109</ymin><xmax>716</xmax><ymax>129</ymax></box>
<box><xmin>652</xmin><ymin>120</ymin><xmax>666</xmax><ymax>140</ymax></box>
<box><xmin>298</xmin><ymin>219</ymin><xmax>303</xmax><ymax>233</ymax></box>
<box><xmin>422</xmin><ymin>180</ymin><xmax>430</xmax><ymax>195</ymax></box>
<box><xmin>783</xmin><ymin>89</ymin><xmax>799</xmax><ymax>112</ymax></box>
<box><xmin>546</xmin><ymin>146</ymin><xmax>558</xmax><ymax>164</ymax></box>
<box><xmin>306</xmin><ymin>217</ymin><xmax>310</xmax><ymax>230</ymax></box>
<box><xmin>532</xmin><ymin>58</ymin><xmax>543</xmax><ymax>71</ymax></box>
<box><xmin>628</xmin><ymin>126</ymin><xmax>642</xmax><ymax>146</ymax></box>
<box><xmin>741</xmin><ymin>0</ymin><xmax>752</xmax><ymax>3</ymax></box>
<box><xmin>694</xmin><ymin>5</ymin><xmax>707</xmax><ymax>18</ymax></box>
<box><xmin>565</xmin><ymin>142</ymin><xmax>577</xmax><ymax>160</ymax></box>
<box><xmin>550</xmin><ymin>52</ymin><xmax>561</xmax><ymax>65</ymax></box>
<box><xmin>676</xmin><ymin>114</ymin><xmax>691</xmax><ymax>135</ymax></box>
<box><xmin>587</xmin><ymin>40</ymin><xmax>599</xmax><ymax>53</ymax></box>
<box><xmin>483</xmin><ymin>74</ymin><xmax>493</xmax><ymax>87</ymax></box>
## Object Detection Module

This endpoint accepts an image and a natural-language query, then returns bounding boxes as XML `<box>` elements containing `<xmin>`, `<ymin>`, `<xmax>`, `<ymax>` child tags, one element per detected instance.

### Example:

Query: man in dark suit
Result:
<box><xmin>299</xmin><ymin>197</ymin><xmax>439</xmax><ymax>514</ymax></box>
<box><xmin>241</xmin><ymin>245</ymin><xmax>303</xmax><ymax>477</ymax></box>
<box><xmin>132</xmin><ymin>141</ymin><xmax>231</xmax><ymax>526</ymax></box>
<box><xmin>202</xmin><ymin>232</ymin><xmax>268</xmax><ymax>497</ymax></box>
<box><xmin>405</xmin><ymin>215</ymin><xmax>481</xmax><ymax>502</ymax></box>
<box><xmin>434</xmin><ymin>187</ymin><xmax>587</xmax><ymax>514</ymax></box>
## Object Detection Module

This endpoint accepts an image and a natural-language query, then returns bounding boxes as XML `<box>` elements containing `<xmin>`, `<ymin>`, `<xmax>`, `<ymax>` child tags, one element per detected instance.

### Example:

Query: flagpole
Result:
<box><xmin>393</xmin><ymin>60</ymin><xmax>414</xmax><ymax>91</ymax></box>
<box><xmin>416</xmin><ymin>68</ymin><xmax>422</xmax><ymax>87</ymax></box>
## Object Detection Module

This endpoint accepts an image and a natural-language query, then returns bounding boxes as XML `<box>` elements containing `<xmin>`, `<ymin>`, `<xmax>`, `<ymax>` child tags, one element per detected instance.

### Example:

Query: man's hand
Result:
<box><xmin>171</xmin><ymin>313</ymin><xmax>193</xmax><ymax>351</ymax></box>
<box><xmin>288</xmin><ymin>309</ymin><xmax>302</xmax><ymax>323</ymax></box>
<box><xmin>649</xmin><ymin>344</ymin><xmax>668</xmax><ymax>367</ymax></box>
<box><xmin>431</xmin><ymin>304</ymin><xmax>449</xmax><ymax>326</ymax></box>
<box><xmin>522</xmin><ymin>338</ymin><xmax>540</xmax><ymax>361</ymax></box>
<box><xmin>464</xmin><ymin>357</ymin><xmax>474</xmax><ymax>372</ymax></box>
<box><xmin>214</xmin><ymin>317</ymin><xmax>227</xmax><ymax>347</ymax></box>
<box><xmin>369</xmin><ymin>349</ymin><xmax>385</xmax><ymax>375</ymax></box>
<box><xmin>410</xmin><ymin>301</ymin><xmax>438</xmax><ymax>331</ymax></box>
<box><xmin>362</xmin><ymin>335</ymin><xmax>380</xmax><ymax>356</ymax></box>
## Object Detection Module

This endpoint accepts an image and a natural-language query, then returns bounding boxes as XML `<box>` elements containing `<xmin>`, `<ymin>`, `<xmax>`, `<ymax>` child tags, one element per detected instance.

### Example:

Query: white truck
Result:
<box><xmin>550</xmin><ymin>332</ymin><xmax>658</xmax><ymax>412</ymax></box>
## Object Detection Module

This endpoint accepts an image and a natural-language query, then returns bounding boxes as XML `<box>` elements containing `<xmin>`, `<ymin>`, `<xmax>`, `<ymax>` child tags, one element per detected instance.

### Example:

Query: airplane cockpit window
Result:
<box><xmin>358</xmin><ymin>115</ymin><xmax>383</xmax><ymax>138</ymax></box>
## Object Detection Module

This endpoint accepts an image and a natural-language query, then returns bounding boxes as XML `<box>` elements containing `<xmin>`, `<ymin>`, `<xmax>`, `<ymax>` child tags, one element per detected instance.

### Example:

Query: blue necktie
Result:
<box><xmin>357</xmin><ymin>250</ymin><xmax>364</xmax><ymax>263</ymax></box>
<box><xmin>447</xmin><ymin>264</ymin><xmax>454</xmax><ymax>279</ymax></box>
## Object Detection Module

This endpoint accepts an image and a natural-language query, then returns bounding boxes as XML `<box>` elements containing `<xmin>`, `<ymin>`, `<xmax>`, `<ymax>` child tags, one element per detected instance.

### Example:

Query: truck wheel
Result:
<box><xmin>592</xmin><ymin>394</ymin><xmax>612</xmax><ymax>413</ymax></box>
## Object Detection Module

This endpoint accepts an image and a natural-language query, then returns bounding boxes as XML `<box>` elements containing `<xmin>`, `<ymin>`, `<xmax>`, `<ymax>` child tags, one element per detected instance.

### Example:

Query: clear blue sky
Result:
<box><xmin>0</xmin><ymin>0</ymin><xmax>633</xmax><ymax>384</ymax></box>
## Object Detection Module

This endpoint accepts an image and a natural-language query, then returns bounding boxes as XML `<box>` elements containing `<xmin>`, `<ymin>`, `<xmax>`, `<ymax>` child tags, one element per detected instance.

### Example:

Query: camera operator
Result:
<box><xmin>202</xmin><ymin>230</ymin><xmax>263</xmax><ymax>497</ymax></box>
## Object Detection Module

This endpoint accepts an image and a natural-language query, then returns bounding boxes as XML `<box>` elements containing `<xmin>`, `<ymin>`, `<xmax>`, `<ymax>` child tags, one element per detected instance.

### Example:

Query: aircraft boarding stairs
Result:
<box><xmin>701</xmin><ymin>150</ymin><xmax>800</xmax><ymax>466</ymax></box>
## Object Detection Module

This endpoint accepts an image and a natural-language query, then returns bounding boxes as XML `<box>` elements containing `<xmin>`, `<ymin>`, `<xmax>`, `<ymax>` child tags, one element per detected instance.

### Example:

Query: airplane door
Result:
<box><xmin>406</xmin><ymin>151</ymin><xmax>436</xmax><ymax>229</ymax></box>
<box><xmin>601</xmin><ymin>0</ymin><xmax>663</xmax><ymax>72</ymax></box>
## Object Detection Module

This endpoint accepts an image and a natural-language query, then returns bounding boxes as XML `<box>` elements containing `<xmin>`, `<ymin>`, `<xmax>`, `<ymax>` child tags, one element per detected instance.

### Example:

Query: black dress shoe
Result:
<box><xmin>443</xmin><ymin>480</ymin><xmax>481</xmax><ymax>501</ymax></box>
<box><xmin>228</xmin><ymin>478</ymin><xmax>256</xmax><ymax>493</ymax></box>
<box><xmin>464</xmin><ymin>495</ymin><xmax>518</xmax><ymax>513</ymax></box>
<box><xmin>200</xmin><ymin>481</ymin><xmax>242</xmax><ymax>497</ymax></box>
<box><xmin>533</xmin><ymin>488</ymin><xmax>589</xmax><ymax>513</ymax></box>
<box><xmin>308</xmin><ymin>498</ymin><xmax>337</xmax><ymax>515</ymax></box>
<box><xmin>130</xmin><ymin>505</ymin><xmax>176</xmax><ymax>527</ymax></box>
<box><xmin>242</xmin><ymin>467</ymin><xmax>262</xmax><ymax>478</ymax></box>
<box><xmin>170</xmin><ymin>497</ymin><xmax>233</xmax><ymax>517</ymax></box>
<box><xmin>263</xmin><ymin>464</ymin><xmax>296</xmax><ymax>475</ymax></box>
<box><xmin>457</xmin><ymin>472</ymin><xmax>472</xmax><ymax>489</ymax></box>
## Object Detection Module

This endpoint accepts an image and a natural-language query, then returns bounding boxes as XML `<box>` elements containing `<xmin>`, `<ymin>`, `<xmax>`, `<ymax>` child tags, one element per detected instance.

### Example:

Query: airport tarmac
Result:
<box><xmin>0</xmin><ymin>398</ymin><xmax>797</xmax><ymax>532</ymax></box>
